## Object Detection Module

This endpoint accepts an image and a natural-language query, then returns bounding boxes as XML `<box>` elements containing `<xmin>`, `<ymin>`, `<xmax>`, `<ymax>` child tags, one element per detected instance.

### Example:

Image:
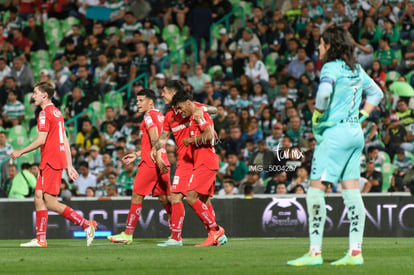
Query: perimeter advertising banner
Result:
<box><xmin>1</xmin><ymin>196</ymin><xmax>414</xmax><ymax>239</ymax></box>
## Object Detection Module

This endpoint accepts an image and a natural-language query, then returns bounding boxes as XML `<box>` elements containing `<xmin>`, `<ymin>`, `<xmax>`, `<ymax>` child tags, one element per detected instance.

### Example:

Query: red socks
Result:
<box><xmin>125</xmin><ymin>203</ymin><xmax>142</xmax><ymax>235</ymax></box>
<box><xmin>61</xmin><ymin>206</ymin><xmax>90</xmax><ymax>229</ymax></box>
<box><xmin>170</xmin><ymin>203</ymin><xmax>185</xmax><ymax>241</ymax></box>
<box><xmin>36</xmin><ymin>210</ymin><xmax>48</xmax><ymax>242</ymax></box>
<box><xmin>191</xmin><ymin>200</ymin><xmax>217</xmax><ymax>230</ymax></box>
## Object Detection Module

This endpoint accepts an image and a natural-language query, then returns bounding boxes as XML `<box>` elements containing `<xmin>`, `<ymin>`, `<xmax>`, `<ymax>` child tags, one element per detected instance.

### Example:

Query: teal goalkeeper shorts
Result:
<box><xmin>310</xmin><ymin>123</ymin><xmax>364</xmax><ymax>183</ymax></box>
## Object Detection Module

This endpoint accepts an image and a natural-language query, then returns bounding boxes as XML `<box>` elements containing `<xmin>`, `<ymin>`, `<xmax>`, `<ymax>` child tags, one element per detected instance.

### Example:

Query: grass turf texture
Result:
<box><xmin>0</xmin><ymin>238</ymin><xmax>413</xmax><ymax>274</ymax></box>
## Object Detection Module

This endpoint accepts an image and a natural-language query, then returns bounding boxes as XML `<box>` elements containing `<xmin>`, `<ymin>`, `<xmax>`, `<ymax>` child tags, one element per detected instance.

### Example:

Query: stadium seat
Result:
<box><xmin>405</xmin><ymin>70</ymin><xmax>414</xmax><ymax>83</ymax></box>
<box><xmin>29</xmin><ymin>127</ymin><xmax>38</xmax><ymax>142</ymax></box>
<box><xmin>87</xmin><ymin>101</ymin><xmax>106</xmax><ymax>122</ymax></box>
<box><xmin>381</xmin><ymin>162</ymin><xmax>395</xmax><ymax>192</ymax></box>
<box><xmin>8</xmin><ymin>125</ymin><xmax>28</xmax><ymax>150</ymax></box>
<box><xmin>61</xmin><ymin>17</ymin><xmax>80</xmax><ymax>35</ymax></box>
<box><xmin>105</xmin><ymin>26</ymin><xmax>120</xmax><ymax>37</ymax></box>
<box><xmin>395</xmin><ymin>49</ymin><xmax>402</xmax><ymax>63</ymax></box>
<box><xmin>24</xmin><ymin>93</ymin><xmax>35</xmax><ymax>127</ymax></box>
<box><xmin>30</xmin><ymin>50</ymin><xmax>50</xmax><ymax>63</ymax></box>
<box><xmin>208</xmin><ymin>65</ymin><xmax>223</xmax><ymax>79</ymax></box>
<box><xmin>44</xmin><ymin>17</ymin><xmax>61</xmax><ymax>33</ymax></box>
<box><xmin>162</xmin><ymin>24</ymin><xmax>181</xmax><ymax>41</ymax></box>
<box><xmin>104</xmin><ymin>92</ymin><xmax>124</xmax><ymax>114</ymax></box>
<box><xmin>386</xmin><ymin>71</ymin><xmax>400</xmax><ymax>82</ymax></box>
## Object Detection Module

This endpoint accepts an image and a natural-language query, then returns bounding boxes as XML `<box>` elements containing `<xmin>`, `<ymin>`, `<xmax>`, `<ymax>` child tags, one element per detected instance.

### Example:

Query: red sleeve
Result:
<box><xmin>38</xmin><ymin>110</ymin><xmax>49</xmax><ymax>132</ymax></box>
<box><xmin>198</xmin><ymin>112</ymin><xmax>213</xmax><ymax>132</ymax></box>
<box><xmin>193</xmin><ymin>101</ymin><xmax>205</xmax><ymax>108</ymax></box>
<box><xmin>144</xmin><ymin>111</ymin><xmax>157</xmax><ymax>131</ymax></box>
<box><xmin>163</xmin><ymin>110</ymin><xmax>172</xmax><ymax>132</ymax></box>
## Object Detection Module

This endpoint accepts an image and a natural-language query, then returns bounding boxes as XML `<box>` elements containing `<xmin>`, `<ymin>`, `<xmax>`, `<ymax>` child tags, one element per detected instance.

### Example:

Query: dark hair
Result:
<box><xmin>79</xmin><ymin>161</ymin><xmax>89</xmax><ymax>169</ymax></box>
<box><xmin>163</xmin><ymin>80</ymin><xmax>185</xmax><ymax>93</ymax></box>
<box><xmin>244</xmin><ymin>184</ymin><xmax>254</xmax><ymax>195</ymax></box>
<box><xmin>321</xmin><ymin>26</ymin><xmax>356</xmax><ymax>70</ymax></box>
<box><xmin>35</xmin><ymin>82</ymin><xmax>55</xmax><ymax>99</ymax></box>
<box><xmin>137</xmin><ymin>88</ymin><xmax>157</xmax><ymax>103</ymax></box>
<box><xmin>21</xmin><ymin>163</ymin><xmax>31</xmax><ymax>170</ymax></box>
<box><xmin>171</xmin><ymin>90</ymin><xmax>193</xmax><ymax>106</ymax></box>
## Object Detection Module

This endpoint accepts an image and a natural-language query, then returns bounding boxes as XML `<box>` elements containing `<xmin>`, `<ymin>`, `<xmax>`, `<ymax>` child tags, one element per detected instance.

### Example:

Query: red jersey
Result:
<box><xmin>140</xmin><ymin>109</ymin><xmax>169</xmax><ymax>167</ymax></box>
<box><xmin>188</xmin><ymin>112</ymin><xmax>219</xmax><ymax>170</ymax></box>
<box><xmin>38</xmin><ymin>104</ymin><xmax>67</xmax><ymax>170</ymax></box>
<box><xmin>163</xmin><ymin>102</ymin><xmax>203</xmax><ymax>162</ymax></box>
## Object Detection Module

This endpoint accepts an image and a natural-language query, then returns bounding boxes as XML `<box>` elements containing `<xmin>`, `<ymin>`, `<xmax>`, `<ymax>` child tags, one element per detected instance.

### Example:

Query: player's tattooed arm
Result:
<box><xmin>193</xmin><ymin>105</ymin><xmax>217</xmax><ymax>121</ymax></box>
<box><xmin>183</xmin><ymin>125</ymin><xmax>215</xmax><ymax>147</ymax></box>
<box><xmin>154</xmin><ymin>130</ymin><xmax>171</xmax><ymax>151</ymax></box>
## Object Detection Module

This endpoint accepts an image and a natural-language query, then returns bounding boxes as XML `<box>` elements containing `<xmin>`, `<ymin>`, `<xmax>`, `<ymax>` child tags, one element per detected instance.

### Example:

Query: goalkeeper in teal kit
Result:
<box><xmin>288</xmin><ymin>26</ymin><xmax>383</xmax><ymax>266</ymax></box>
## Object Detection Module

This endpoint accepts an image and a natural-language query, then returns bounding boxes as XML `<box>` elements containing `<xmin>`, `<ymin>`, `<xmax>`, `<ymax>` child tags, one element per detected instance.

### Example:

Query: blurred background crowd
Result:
<box><xmin>1</xmin><ymin>0</ymin><xmax>414</xmax><ymax>200</ymax></box>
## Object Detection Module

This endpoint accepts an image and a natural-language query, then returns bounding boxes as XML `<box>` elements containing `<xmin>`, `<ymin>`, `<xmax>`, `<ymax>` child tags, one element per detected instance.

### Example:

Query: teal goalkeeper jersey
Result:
<box><xmin>318</xmin><ymin>60</ymin><xmax>382</xmax><ymax>124</ymax></box>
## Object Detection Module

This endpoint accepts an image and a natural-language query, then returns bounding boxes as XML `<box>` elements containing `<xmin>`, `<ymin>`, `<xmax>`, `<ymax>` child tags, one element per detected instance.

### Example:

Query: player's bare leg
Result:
<box><xmin>108</xmin><ymin>192</ymin><xmax>144</xmax><ymax>244</ymax></box>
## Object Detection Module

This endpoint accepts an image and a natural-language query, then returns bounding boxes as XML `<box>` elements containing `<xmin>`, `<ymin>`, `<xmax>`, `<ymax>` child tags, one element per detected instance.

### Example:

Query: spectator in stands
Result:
<box><xmin>383</xmin><ymin>113</ymin><xmax>407</xmax><ymax>158</ymax></box>
<box><xmin>104</xmin><ymin>0</ymin><xmax>126</xmax><ymax>28</ymax></box>
<box><xmin>171</xmin><ymin>0</ymin><xmax>190</xmax><ymax>30</ymax></box>
<box><xmin>100</xmin><ymin>106</ymin><xmax>120</xmax><ymax>132</ymax></box>
<box><xmin>361</xmin><ymin>158</ymin><xmax>383</xmax><ymax>193</ymax></box>
<box><xmin>287</xmin><ymin>47</ymin><xmax>309</xmax><ymax>79</ymax></box>
<box><xmin>188</xmin><ymin>63</ymin><xmax>211</xmax><ymax>102</ymax></box>
<box><xmin>66</xmin><ymin>24</ymin><xmax>86</xmax><ymax>50</ymax></box>
<box><xmin>147</xmin><ymin>34</ymin><xmax>168</xmax><ymax>71</ymax></box>
<box><xmin>243</xmin><ymin>184</ymin><xmax>254</xmax><ymax>198</ymax></box>
<box><xmin>369</xmin><ymin>60</ymin><xmax>386</xmax><ymax>91</ymax></box>
<box><xmin>106</xmin><ymin>183</ymin><xmax>119</xmax><ymax>197</ymax></box>
<box><xmin>76</xmin><ymin>118</ymin><xmax>101</xmax><ymax>153</ymax></box>
<box><xmin>250</xmin><ymin>82</ymin><xmax>268</xmax><ymax>118</ymax></box>
<box><xmin>354</xmin><ymin>34</ymin><xmax>374</xmax><ymax>70</ymax></box>
<box><xmin>71</xmin><ymin>53</ymin><xmax>94</xmax><ymax>77</ymax></box>
<box><xmin>131</xmin><ymin>41</ymin><xmax>155</xmax><ymax>83</ymax></box>
<box><xmin>0</xmin><ymin>57</ymin><xmax>11</xmax><ymax>90</ymax></box>
<box><xmin>87</xmin><ymin>145</ymin><xmax>104</xmax><ymax>177</ymax></box>
<box><xmin>394</xmin><ymin>147</ymin><xmax>413</xmax><ymax>179</ymax></box>
<box><xmin>8</xmin><ymin>162</ymin><xmax>36</xmax><ymax>199</ymax></box>
<box><xmin>398</xmin><ymin>2</ymin><xmax>414</xmax><ymax>41</ymax></box>
<box><xmin>85</xmin><ymin>34</ymin><xmax>105</xmax><ymax>69</ymax></box>
<box><xmin>118</xmin><ymin>161</ymin><xmax>136</xmax><ymax>195</ymax></box>
<box><xmin>259</xmin><ymin>107</ymin><xmax>277</xmax><ymax>137</ymax></box>
<box><xmin>239</xmin><ymin>171</ymin><xmax>265</xmax><ymax>194</ymax></box>
<box><xmin>120</xmin><ymin>12</ymin><xmax>142</xmax><ymax>47</ymax></box>
<box><xmin>85</xmin><ymin>187</ymin><xmax>95</xmax><ymax>197</ymax></box>
<box><xmin>11</xmin><ymin>28</ymin><xmax>31</xmax><ymax>57</ymax></box>
<box><xmin>218</xmin><ymin>151</ymin><xmax>248</xmax><ymax>186</ymax></box>
<box><xmin>0</xmin><ymin>131</ymin><xmax>12</xmax><ymax>183</ymax></box>
<box><xmin>0</xmin><ymin>164</ymin><xmax>17</xmax><ymax>197</ymax></box>
<box><xmin>223</xmin><ymin>85</ymin><xmax>240</xmax><ymax>111</ymax></box>
<box><xmin>303</xmin><ymin>137</ymin><xmax>316</xmax><ymax>173</ymax></box>
<box><xmin>396</xmin><ymin>99</ymin><xmax>414</xmax><ymax>127</ymax></box>
<box><xmin>140</xmin><ymin>17</ymin><xmax>156</xmax><ymax>41</ymax></box>
<box><xmin>242</xmin><ymin>117</ymin><xmax>264</xmax><ymax>145</ymax></box>
<box><xmin>248</xmin><ymin>140</ymin><xmax>274</xmax><ymax>179</ymax></box>
<box><xmin>10</xmin><ymin>56</ymin><xmax>33</xmax><ymax>94</ymax></box>
<box><xmin>187</xmin><ymin>0</ymin><xmax>213</xmax><ymax>60</ymax></box>
<box><xmin>101</xmin><ymin>121</ymin><xmax>122</xmax><ymax>155</ymax></box>
<box><xmin>73</xmin><ymin>161</ymin><xmax>97</xmax><ymax>196</ymax></box>
<box><xmin>112</xmin><ymin>51</ymin><xmax>133</xmax><ymax>89</ymax></box>
<box><xmin>73</xmin><ymin>65</ymin><xmax>97</xmax><ymax>102</ymax></box>
<box><xmin>221</xmin><ymin>126</ymin><xmax>243</xmax><ymax>156</ymax></box>
<box><xmin>213</xmin><ymin>105</ymin><xmax>229</xmax><ymax>139</ymax></box>
<box><xmin>50</xmin><ymin>58</ymin><xmax>72</xmax><ymax>97</ymax></box>
<box><xmin>265</xmin><ymin>122</ymin><xmax>283</xmax><ymax>152</ymax></box>
<box><xmin>22</xmin><ymin>16</ymin><xmax>47</xmax><ymax>51</ymax></box>
<box><xmin>65</xmin><ymin>86</ymin><xmax>88</xmax><ymax>120</ymax></box>
<box><xmin>287</xmin><ymin>166</ymin><xmax>309</xmax><ymax>193</ymax></box>
<box><xmin>272</xmin><ymin>81</ymin><xmax>288</xmax><ymax>114</ymax></box>
<box><xmin>96</xmin><ymin>152</ymin><xmax>115</xmax><ymax>184</ymax></box>
<box><xmin>286</xmin><ymin>115</ymin><xmax>307</xmax><ymax>146</ymax></box>
<box><xmin>70</xmin><ymin>144</ymin><xmax>85</xmax><ymax>170</ymax></box>
<box><xmin>5</xmin><ymin>6</ymin><xmax>24</xmax><ymax>31</ymax></box>
<box><xmin>95</xmin><ymin>53</ymin><xmax>114</xmax><ymax>98</ymax></box>
<box><xmin>217</xmin><ymin>177</ymin><xmax>238</xmax><ymax>196</ymax></box>
<box><xmin>234</xmin><ymin>27</ymin><xmax>261</xmax><ymax>77</ymax></box>
<box><xmin>377</xmin><ymin>36</ymin><xmax>398</xmax><ymax>72</ymax></box>
<box><xmin>245</xmin><ymin>52</ymin><xmax>269</xmax><ymax>83</ymax></box>
<box><xmin>2</xmin><ymin>89</ymin><xmax>24</xmax><ymax>128</ymax></box>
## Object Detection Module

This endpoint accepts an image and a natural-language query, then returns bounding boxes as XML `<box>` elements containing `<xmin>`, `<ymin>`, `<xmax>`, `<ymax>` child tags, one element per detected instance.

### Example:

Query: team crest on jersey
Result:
<box><xmin>157</xmin><ymin>114</ymin><xmax>164</xmax><ymax>123</ymax></box>
<box><xmin>53</xmin><ymin>109</ymin><xmax>62</xmax><ymax>117</ymax></box>
<box><xmin>144</xmin><ymin>114</ymin><xmax>154</xmax><ymax>126</ymax></box>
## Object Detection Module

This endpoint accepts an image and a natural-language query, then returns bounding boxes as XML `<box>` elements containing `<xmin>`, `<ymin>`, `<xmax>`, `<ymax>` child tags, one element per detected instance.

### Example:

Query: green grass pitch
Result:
<box><xmin>0</xmin><ymin>238</ymin><xmax>413</xmax><ymax>274</ymax></box>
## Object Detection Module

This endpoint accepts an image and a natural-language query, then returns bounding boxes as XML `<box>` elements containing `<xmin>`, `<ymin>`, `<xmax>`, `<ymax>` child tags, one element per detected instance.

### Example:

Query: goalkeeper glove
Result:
<box><xmin>312</xmin><ymin>121</ymin><xmax>337</xmax><ymax>143</ymax></box>
<box><xmin>312</xmin><ymin>109</ymin><xmax>323</xmax><ymax>125</ymax></box>
<box><xmin>359</xmin><ymin>110</ymin><xmax>369</xmax><ymax>123</ymax></box>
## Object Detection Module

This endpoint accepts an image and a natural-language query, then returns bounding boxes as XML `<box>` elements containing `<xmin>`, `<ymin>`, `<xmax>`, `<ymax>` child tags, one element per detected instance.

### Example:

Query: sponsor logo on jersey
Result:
<box><xmin>144</xmin><ymin>114</ymin><xmax>154</xmax><ymax>127</ymax></box>
<box><xmin>171</xmin><ymin>124</ymin><xmax>187</xmax><ymax>133</ymax></box>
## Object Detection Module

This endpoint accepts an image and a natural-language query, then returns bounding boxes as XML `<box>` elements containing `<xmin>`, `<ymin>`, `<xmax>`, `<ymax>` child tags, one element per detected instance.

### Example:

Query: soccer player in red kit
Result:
<box><xmin>171</xmin><ymin>89</ymin><xmax>226</xmax><ymax>246</ymax></box>
<box><xmin>107</xmin><ymin>88</ymin><xmax>172</xmax><ymax>244</ymax></box>
<box><xmin>10</xmin><ymin>82</ymin><xmax>97</xmax><ymax>247</ymax></box>
<box><xmin>152</xmin><ymin>80</ymin><xmax>226</xmax><ymax>247</ymax></box>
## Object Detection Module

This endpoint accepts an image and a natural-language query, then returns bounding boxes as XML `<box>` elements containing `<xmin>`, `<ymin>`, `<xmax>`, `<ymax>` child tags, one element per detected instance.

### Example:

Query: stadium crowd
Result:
<box><xmin>1</xmin><ymin>0</ymin><xmax>414</xmax><ymax>199</ymax></box>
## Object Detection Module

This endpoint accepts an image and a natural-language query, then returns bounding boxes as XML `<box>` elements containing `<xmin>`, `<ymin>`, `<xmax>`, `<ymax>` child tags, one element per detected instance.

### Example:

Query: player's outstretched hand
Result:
<box><xmin>10</xmin><ymin>150</ymin><xmax>22</xmax><ymax>160</ymax></box>
<box><xmin>68</xmin><ymin>166</ymin><xmax>79</xmax><ymax>181</ymax></box>
<box><xmin>122</xmin><ymin>153</ymin><xmax>137</xmax><ymax>165</ymax></box>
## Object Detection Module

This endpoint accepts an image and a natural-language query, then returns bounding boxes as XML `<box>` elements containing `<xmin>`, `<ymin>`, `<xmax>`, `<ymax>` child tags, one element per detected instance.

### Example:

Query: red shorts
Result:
<box><xmin>171</xmin><ymin>160</ymin><xmax>193</xmax><ymax>195</ymax></box>
<box><xmin>35</xmin><ymin>164</ymin><xmax>63</xmax><ymax>195</ymax></box>
<box><xmin>188</xmin><ymin>165</ymin><xmax>217</xmax><ymax>197</ymax></box>
<box><xmin>133</xmin><ymin>162</ymin><xmax>170</xmax><ymax>197</ymax></box>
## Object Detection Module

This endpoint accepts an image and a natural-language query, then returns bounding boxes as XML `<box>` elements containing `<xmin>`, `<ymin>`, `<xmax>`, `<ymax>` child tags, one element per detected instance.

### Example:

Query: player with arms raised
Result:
<box><xmin>11</xmin><ymin>82</ymin><xmax>97</xmax><ymax>247</ymax></box>
<box><xmin>107</xmin><ymin>88</ymin><xmax>172</xmax><ymax>244</ymax></box>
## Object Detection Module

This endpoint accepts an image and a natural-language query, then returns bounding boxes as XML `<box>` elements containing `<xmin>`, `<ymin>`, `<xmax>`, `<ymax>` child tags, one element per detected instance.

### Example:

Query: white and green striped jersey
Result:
<box><xmin>394</xmin><ymin>156</ymin><xmax>413</xmax><ymax>173</ymax></box>
<box><xmin>105</xmin><ymin>0</ymin><xmax>125</xmax><ymax>19</ymax></box>
<box><xmin>272</xmin><ymin>95</ymin><xmax>287</xmax><ymax>113</ymax></box>
<box><xmin>120</xmin><ymin>21</ymin><xmax>142</xmax><ymax>42</ymax></box>
<box><xmin>0</xmin><ymin>143</ymin><xmax>13</xmax><ymax>163</ymax></box>
<box><xmin>3</xmin><ymin>100</ymin><xmax>24</xmax><ymax>119</ymax></box>
<box><xmin>265</xmin><ymin>134</ymin><xmax>283</xmax><ymax>152</ymax></box>
<box><xmin>249</xmin><ymin>94</ymin><xmax>268</xmax><ymax>114</ymax></box>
